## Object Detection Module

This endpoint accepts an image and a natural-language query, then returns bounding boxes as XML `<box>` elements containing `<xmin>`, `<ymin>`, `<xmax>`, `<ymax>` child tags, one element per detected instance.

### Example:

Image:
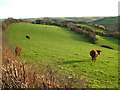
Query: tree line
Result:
<box><xmin>2</xmin><ymin>17</ymin><xmax>25</xmax><ymax>31</ymax></box>
<box><xmin>34</xmin><ymin>18</ymin><xmax>120</xmax><ymax>39</ymax></box>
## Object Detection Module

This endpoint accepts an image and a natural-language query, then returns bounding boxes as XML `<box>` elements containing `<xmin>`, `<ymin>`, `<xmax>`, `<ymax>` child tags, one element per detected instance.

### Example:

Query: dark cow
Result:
<box><xmin>26</xmin><ymin>35</ymin><xmax>30</xmax><ymax>39</ymax></box>
<box><xmin>15</xmin><ymin>46</ymin><xmax>22</xmax><ymax>57</ymax></box>
<box><xmin>90</xmin><ymin>50</ymin><xmax>102</xmax><ymax>61</ymax></box>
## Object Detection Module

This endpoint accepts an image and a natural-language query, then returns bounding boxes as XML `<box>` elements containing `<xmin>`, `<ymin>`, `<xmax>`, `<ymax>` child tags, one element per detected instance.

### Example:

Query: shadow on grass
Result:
<box><xmin>61</xmin><ymin>60</ymin><xmax>88</xmax><ymax>64</ymax></box>
<box><xmin>66</xmin><ymin>30</ymin><xmax>90</xmax><ymax>43</ymax></box>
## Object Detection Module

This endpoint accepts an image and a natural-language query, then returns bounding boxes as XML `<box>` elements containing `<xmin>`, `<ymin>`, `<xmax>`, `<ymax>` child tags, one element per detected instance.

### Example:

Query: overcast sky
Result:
<box><xmin>0</xmin><ymin>0</ymin><xmax>119</xmax><ymax>19</ymax></box>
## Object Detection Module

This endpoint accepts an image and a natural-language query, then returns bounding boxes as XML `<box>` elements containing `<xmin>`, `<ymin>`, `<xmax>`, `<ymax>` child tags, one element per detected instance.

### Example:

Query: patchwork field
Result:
<box><xmin>6</xmin><ymin>23</ymin><xmax>118</xmax><ymax>88</ymax></box>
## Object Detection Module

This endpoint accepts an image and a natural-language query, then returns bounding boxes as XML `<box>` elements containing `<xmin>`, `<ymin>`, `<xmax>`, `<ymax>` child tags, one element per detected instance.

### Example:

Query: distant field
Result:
<box><xmin>76</xmin><ymin>23</ymin><xmax>107</xmax><ymax>32</ymax></box>
<box><xmin>91</xmin><ymin>17</ymin><xmax>118</xmax><ymax>32</ymax></box>
<box><xmin>6</xmin><ymin>23</ymin><xmax>118</xmax><ymax>88</ymax></box>
<box><xmin>50</xmin><ymin>17</ymin><xmax>104</xmax><ymax>22</ymax></box>
<box><xmin>93</xmin><ymin>17</ymin><xmax>118</xmax><ymax>24</ymax></box>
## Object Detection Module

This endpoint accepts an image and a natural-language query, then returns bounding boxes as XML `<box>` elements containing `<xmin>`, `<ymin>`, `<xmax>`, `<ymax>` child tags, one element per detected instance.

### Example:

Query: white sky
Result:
<box><xmin>0</xmin><ymin>0</ymin><xmax>119</xmax><ymax>19</ymax></box>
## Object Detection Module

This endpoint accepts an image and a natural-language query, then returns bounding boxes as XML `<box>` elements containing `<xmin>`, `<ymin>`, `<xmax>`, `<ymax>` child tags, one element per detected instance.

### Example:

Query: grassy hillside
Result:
<box><xmin>66</xmin><ymin>17</ymin><xmax>104</xmax><ymax>22</ymax></box>
<box><xmin>96</xmin><ymin>35</ymin><xmax>119</xmax><ymax>50</ymax></box>
<box><xmin>92</xmin><ymin>17</ymin><xmax>118</xmax><ymax>32</ymax></box>
<box><xmin>6</xmin><ymin>23</ymin><xmax>118</xmax><ymax>88</ymax></box>
<box><xmin>76</xmin><ymin>23</ymin><xmax>119</xmax><ymax>49</ymax></box>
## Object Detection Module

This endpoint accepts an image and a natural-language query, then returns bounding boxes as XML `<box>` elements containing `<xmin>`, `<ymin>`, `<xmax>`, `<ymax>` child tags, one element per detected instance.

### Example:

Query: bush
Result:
<box><xmin>107</xmin><ymin>32</ymin><xmax>120</xmax><ymax>39</ymax></box>
<box><xmin>67</xmin><ymin>22</ymin><xmax>76</xmax><ymax>29</ymax></box>
<box><xmin>2</xmin><ymin>19</ymin><xmax>24</xmax><ymax>31</ymax></box>
<box><xmin>79</xmin><ymin>30</ymin><xmax>97</xmax><ymax>44</ymax></box>
<box><xmin>95</xmin><ymin>31</ymin><xmax>106</xmax><ymax>36</ymax></box>
<box><xmin>76</xmin><ymin>25</ymin><xmax>94</xmax><ymax>33</ymax></box>
<box><xmin>94</xmin><ymin>24</ymin><xmax>106</xmax><ymax>30</ymax></box>
<box><xmin>88</xmin><ymin>32</ymin><xmax>97</xmax><ymax>44</ymax></box>
<box><xmin>36</xmin><ymin>20</ymin><xmax>44</xmax><ymax>24</ymax></box>
<box><xmin>75</xmin><ymin>28</ymin><xmax>83</xmax><ymax>34</ymax></box>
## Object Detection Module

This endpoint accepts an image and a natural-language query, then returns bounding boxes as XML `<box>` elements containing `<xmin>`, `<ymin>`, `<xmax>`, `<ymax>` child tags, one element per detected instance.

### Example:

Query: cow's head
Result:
<box><xmin>97</xmin><ymin>50</ymin><xmax>102</xmax><ymax>55</ymax></box>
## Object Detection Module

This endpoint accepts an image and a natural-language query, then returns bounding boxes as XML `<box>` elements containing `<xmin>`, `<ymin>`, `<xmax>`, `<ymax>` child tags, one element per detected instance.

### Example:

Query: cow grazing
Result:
<box><xmin>90</xmin><ymin>50</ymin><xmax>101</xmax><ymax>61</ymax></box>
<box><xmin>26</xmin><ymin>35</ymin><xmax>30</xmax><ymax>39</ymax></box>
<box><xmin>15</xmin><ymin>46</ymin><xmax>22</xmax><ymax>57</ymax></box>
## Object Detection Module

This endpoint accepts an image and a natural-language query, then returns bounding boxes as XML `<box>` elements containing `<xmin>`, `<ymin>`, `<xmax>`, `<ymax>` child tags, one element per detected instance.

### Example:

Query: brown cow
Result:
<box><xmin>90</xmin><ymin>50</ymin><xmax>101</xmax><ymax>61</ymax></box>
<box><xmin>15</xmin><ymin>46</ymin><xmax>22</xmax><ymax>57</ymax></box>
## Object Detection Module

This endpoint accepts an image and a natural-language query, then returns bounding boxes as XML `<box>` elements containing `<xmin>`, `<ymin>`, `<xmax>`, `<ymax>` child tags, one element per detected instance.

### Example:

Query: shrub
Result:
<box><xmin>79</xmin><ymin>30</ymin><xmax>96</xmax><ymax>44</ymax></box>
<box><xmin>107</xmin><ymin>32</ymin><xmax>120</xmax><ymax>39</ymax></box>
<box><xmin>2</xmin><ymin>19</ymin><xmax>24</xmax><ymax>31</ymax></box>
<box><xmin>75</xmin><ymin>28</ymin><xmax>83</xmax><ymax>34</ymax></box>
<box><xmin>76</xmin><ymin>25</ymin><xmax>94</xmax><ymax>33</ymax></box>
<box><xmin>67</xmin><ymin>22</ymin><xmax>76</xmax><ymax>29</ymax></box>
<box><xmin>36</xmin><ymin>20</ymin><xmax>44</xmax><ymax>24</ymax></box>
<box><xmin>94</xmin><ymin>24</ymin><xmax>106</xmax><ymax>30</ymax></box>
<box><xmin>95</xmin><ymin>31</ymin><xmax>106</xmax><ymax>36</ymax></box>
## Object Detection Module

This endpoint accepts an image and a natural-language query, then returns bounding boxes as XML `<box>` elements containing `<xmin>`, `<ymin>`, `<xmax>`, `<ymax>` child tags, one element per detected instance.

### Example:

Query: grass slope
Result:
<box><xmin>76</xmin><ymin>24</ymin><xmax>119</xmax><ymax>50</ymax></box>
<box><xmin>6</xmin><ymin>23</ymin><xmax>118</xmax><ymax>88</ymax></box>
<box><xmin>96</xmin><ymin>35</ymin><xmax>119</xmax><ymax>50</ymax></box>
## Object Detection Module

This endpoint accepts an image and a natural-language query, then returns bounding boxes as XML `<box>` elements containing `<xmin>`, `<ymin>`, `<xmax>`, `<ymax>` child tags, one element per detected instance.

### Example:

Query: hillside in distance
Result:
<box><xmin>91</xmin><ymin>16</ymin><xmax>118</xmax><ymax>32</ymax></box>
<box><xmin>92</xmin><ymin>17</ymin><xmax>118</xmax><ymax>24</ymax></box>
<box><xmin>23</xmin><ymin>17</ymin><xmax>104</xmax><ymax>23</ymax></box>
<box><xmin>51</xmin><ymin>17</ymin><xmax>104</xmax><ymax>22</ymax></box>
<box><xmin>23</xmin><ymin>16</ymin><xmax>118</xmax><ymax>32</ymax></box>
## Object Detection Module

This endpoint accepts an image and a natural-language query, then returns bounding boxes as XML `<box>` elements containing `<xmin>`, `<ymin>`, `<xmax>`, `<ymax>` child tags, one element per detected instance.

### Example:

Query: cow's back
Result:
<box><xmin>90</xmin><ymin>50</ymin><xmax>96</xmax><ymax>57</ymax></box>
<box><xmin>15</xmin><ymin>46</ymin><xmax>22</xmax><ymax>56</ymax></box>
<box><xmin>90</xmin><ymin>50</ymin><xmax>98</xmax><ymax>60</ymax></box>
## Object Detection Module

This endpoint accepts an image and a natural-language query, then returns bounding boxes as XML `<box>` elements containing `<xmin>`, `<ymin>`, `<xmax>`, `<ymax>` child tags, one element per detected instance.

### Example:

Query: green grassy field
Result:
<box><xmin>6</xmin><ymin>23</ymin><xmax>118</xmax><ymax>88</ymax></box>
<box><xmin>96</xmin><ymin>35</ymin><xmax>119</xmax><ymax>50</ymax></box>
<box><xmin>92</xmin><ymin>17</ymin><xmax>118</xmax><ymax>32</ymax></box>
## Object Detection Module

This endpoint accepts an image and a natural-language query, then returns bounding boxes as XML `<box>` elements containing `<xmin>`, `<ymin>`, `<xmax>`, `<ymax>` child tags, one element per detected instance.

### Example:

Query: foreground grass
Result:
<box><xmin>6</xmin><ymin>23</ymin><xmax>118</xmax><ymax>88</ymax></box>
